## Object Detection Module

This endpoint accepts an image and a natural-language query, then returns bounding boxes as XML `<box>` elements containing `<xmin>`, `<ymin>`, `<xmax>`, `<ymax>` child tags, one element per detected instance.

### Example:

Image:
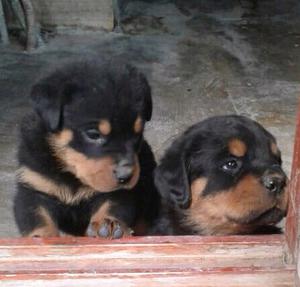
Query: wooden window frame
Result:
<box><xmin>1</xmin><ymin>107</ymin><xmax>300</xmax><ymax>286</ymax></box>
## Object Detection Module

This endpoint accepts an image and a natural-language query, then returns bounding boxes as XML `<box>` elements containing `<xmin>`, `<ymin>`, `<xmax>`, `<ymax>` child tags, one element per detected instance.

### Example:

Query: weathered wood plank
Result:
<box><xmin>285</xmin><ymin>102</ymin><xmax>300</xmax><ymax>262</ymax></box>
<box><xmin>297</xmin><ymin>245</ymin><xmax>300</xmax><ymax>285</ymax></box>
<box><xmin>0</xmin><ymin>269</ymin><xmax>295</xmax><ymax>287</ymax></box>
<box><xmin>0</xmin><ymin>234</ymin><xmax>284</xmax><ymax>245</ymax></box>
<box><xmin>0</xmin><ymin>243</ymin><xmax>286</xmax><ymax>273</ymax></box>
<box><xmin>0</xmin><ymin>235</ymin><xmax>295</xmax><ymax>286</ymax></box>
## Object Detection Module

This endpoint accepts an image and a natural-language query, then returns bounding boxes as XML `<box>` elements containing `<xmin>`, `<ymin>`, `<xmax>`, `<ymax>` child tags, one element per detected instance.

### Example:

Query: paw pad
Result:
<box><xmin>86</xmin><ymin>218</ymin><xmax>133</xmax><ymax>239</ymax></box>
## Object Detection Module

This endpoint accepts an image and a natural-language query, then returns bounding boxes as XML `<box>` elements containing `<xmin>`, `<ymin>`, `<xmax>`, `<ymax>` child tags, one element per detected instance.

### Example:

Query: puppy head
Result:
<box><xmin>31</xmin><ymin>60</ymin><xmax>152</xmax><ymax>192</ymax></box>
<box><xmin>155</xmin><ymin>115</ymin><xmax>288</xmax><ymax>235</ymax></box>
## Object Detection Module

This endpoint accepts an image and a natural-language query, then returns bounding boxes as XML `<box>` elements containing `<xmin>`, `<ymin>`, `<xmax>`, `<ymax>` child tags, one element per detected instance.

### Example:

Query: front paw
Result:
<box><xmin>86</xmin><ymin>217</ymin><xmax>133</xmax><ymax>239</ymax></box>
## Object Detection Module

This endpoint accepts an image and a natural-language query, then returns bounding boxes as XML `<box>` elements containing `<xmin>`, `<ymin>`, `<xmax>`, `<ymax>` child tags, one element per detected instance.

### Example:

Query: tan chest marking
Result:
<box><xmin>17</xmin><ymin>166</ymin><xmax>96</xmax><ymax>205</ymax></box>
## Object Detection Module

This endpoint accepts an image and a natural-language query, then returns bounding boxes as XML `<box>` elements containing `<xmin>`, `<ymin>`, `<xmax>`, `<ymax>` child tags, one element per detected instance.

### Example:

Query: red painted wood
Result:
<box><xmin>0</xmin><ymin>234</ymin><xmax>284</xmax><ymax>246</ymax></box>
<box><xmin>0</xmin><ymin>235</ymin><xmax>295</xmax><ymax>286</ymax></box>
<box><xmin>0</xmin><ymin>236</ymin><xmax>286</xmax><ymax>274</ymax></box>
<box><xmin>285</xmin><ymin>102</ymin><xmax>300</xmax><ymax>261</ymax></box>
<box><xmin>0</xmin><ymin>269</ymin><xmax>295</xmax><ymax>287</ymax></box>
<box><xmin>0</xmin><ymin>267</ymin><xmax>295</xmax><ymax>278</ymax></box>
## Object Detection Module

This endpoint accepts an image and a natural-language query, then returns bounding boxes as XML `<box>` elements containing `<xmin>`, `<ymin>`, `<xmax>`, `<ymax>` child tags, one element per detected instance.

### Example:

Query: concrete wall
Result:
<box><xmin>31</xmin><ymin>0</ymin><xmax>114</xmax><ymax>31</ymax></box>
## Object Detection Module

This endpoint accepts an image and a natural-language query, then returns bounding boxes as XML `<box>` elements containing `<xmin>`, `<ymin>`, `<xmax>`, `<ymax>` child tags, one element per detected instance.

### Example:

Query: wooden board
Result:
<box><xmin>0</xmin><ymin>270</ymin><xmax>295</xmax><ymax>287</ymax></box>
<box><xmin>0</xmin><ymin>235</ymin><xmax>295</xmax><ymax>286</ymax></box>
<box><xmin>285</xmin><ymin>102</ymin><xmax>300</xmax><ymax>268</ymax></box>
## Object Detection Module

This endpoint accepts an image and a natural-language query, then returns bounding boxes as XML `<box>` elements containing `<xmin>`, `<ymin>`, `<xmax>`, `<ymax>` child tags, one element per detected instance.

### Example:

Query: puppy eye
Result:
<box><xmin>85</xmin><ymin>129</ymin><xmax>101</xmax><ymax>139</ymax></box>
<box><xmin>221</xmin><ymin>159</ymin><xmax>241</xmax><ymax>172</ymax></box>
<box><xmin>84</xmin><ymin>129</ymin><xmax>106</xmax><ymax>144</ymax></box>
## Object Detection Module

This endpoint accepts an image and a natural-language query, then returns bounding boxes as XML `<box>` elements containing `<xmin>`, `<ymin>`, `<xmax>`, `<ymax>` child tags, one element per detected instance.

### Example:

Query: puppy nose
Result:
<box><xmin>114</xmin><ymin>159</ymin><xmax>134</xmax><ymax>184</ymax></box>
<box><xmin>263</xmin><ymin>176</ymin><xmax>285</xmax><ymax>194</ymax></box>
<box><xmin>262</xmin><ymin>167</ymin><xmax>286</xmax><ymax>195</ymax></box>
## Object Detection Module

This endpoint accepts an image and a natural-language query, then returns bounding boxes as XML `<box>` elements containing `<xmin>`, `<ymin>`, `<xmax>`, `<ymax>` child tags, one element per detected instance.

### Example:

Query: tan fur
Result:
<box><xmin>48</xmin><ymin>129</ymin><xmax>140</xmax><ymax>192</ymax></box>
<box><xmin>89</xmin><ymin>201</ymin><xmax>111</xmax><ymax>230</ymax></box>
<box><xmin>27</xmin><ymin>207</ymin><xmax>59</xmax><ymax>237</ymax></box>
<box><xmin>190</xmin><ymin>178</ymin><xmax>208</xmax><ymax>208</ymax></box>
<box><xmin>17</xmin><ymin>167</ymin><xmax>97</xmax><ymax>205</ymax></box>
<box><xmin>53</xmin><ymin>128</ymin><xmax>73</xmax><ymax>145</ymax></box>
<box><xmin>49</xmin><ymin>129</ymin><xmax>117</xmax><ymax>192</ymax></box>
<box><xmin>228</xmin><ymin>138</ymin><xmax>247</xmax><ymax>157</ymax></box>
<box><xmin>186</xmin><ymin>175</ymin><xmax>287</xmax><ymax>235</ymax></box>
<box><xmin>271</xmin><ymin>142</ymin><xmax>280</xmax><ymax>156</ymax></box>
<box><xmin>98</xmin><ymin>119</ymin><xmax>111</xmax><ymax>135</ymax></box>
<box><xmin>134</xmin><ymin>116</ymin><xmax>143</xmax><ymax>133</ymax></box>
<box><xmin>276</xmin><ymin>182</ymin><xmax>289</xmax><ymax>211</ymax></box>
<box><xmin>87</xmin><ymin>201</ymin><xmax>132</xmax><ymax>237</ymax></box>
<box><xmin>59</xmin><ymin>151</ymin><xmax>117</xmax><ymax>192</ymax></box>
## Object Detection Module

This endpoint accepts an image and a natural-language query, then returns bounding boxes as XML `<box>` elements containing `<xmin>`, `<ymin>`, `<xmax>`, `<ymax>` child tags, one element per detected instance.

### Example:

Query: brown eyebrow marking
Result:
<box><xmin>271</xmin><ymin>141</ymin><xmax>280</xmax><ymax>156</ymax></box>
<box><xmin>134</xmin><ymin>116</ymin><xmax>143</xmax><ymax>133</ymax></box>
<box><xmin>228</xmin><ymin>138</ymin><xmax>247</xmax><ymax>157</ymax></box>
<box><xmin>98</xmin><ymin>119</ymin><xmax>111</xmax><ymax>135</ymax></box>
<box><xmin>53</xmin><ymin>129</ymin><xmax>73</xmax><ymax>145</ymax></box>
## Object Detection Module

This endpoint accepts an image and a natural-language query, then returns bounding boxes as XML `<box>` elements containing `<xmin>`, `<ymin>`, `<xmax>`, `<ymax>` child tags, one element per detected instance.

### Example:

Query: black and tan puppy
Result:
<box><xmin>153</xmin><ymin>115</ymin><xmax>288</xmax><ymax>235</ymax></box>
<box><xmin>14</xmin><ymin>59</ymin><xmax>158</xmax><ymax>238</ymax></box>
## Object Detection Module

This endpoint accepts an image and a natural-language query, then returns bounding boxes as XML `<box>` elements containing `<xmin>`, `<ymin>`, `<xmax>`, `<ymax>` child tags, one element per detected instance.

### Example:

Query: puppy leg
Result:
<box><xmin>27</xmin><ymin>206</ymin><xmax>59</xmax><ymax>237</ymax></box>
<box><xmin>14</xmin><ymin>187</ymin><xmax>59</xmax><ymax>237</ymax></box>
<box><xmin>86</xmin><ymin>201</ymin><xmax>133</xmax><ymax>239</ymax></box>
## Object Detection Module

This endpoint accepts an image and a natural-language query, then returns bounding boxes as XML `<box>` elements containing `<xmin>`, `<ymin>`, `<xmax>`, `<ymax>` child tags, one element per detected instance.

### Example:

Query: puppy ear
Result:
<box><xmin>155</xmin><ymin>143</ymin><xmax>190</xmax><ymax>209</ymax></box>
<box><xmin>30</xmin><ymin>81</ymin><xmax>63</xmax><ymax>131</ymax></box>
<box><xmin>30</xmin><ymin>79</ymin><xmax>75</xmax><ymax>131</ymax></box>
<box><xmin>129</xmin><ymin>66</ymin><xmax>152</xmax><ymax>121</ymax></box>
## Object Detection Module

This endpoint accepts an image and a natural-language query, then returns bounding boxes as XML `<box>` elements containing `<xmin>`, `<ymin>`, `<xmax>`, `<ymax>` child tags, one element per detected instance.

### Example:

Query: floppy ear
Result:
<box><xmin>154</xmin><ymin>142</ymin><xmax>190</xmax><ymax>209</ymax></box>
<box><xmin>128</xmin><ymin>66</ymin><xmax>152</xmax><ymax>121</ymax></box>
<box><xmin>30</xmin><ymin>80</ymin><xmax>64</xmax><ymax>131</ymax></box>
<box><xmin>30</xmin><ymin>78</ymin><xmax>75</xmax><ymax>131</ymax></box>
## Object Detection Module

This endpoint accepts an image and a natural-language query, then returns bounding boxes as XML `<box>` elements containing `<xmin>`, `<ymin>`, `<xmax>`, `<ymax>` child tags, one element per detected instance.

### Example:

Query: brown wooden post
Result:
<box><xmin>285</xmin><ymin>100</ymin><xmax>300</xmax><ymax>263</ymax></box>
<box><xmin>297</xmin><ymin>243</ymin><xmax>300</xmax><ymax>285</ymax></box>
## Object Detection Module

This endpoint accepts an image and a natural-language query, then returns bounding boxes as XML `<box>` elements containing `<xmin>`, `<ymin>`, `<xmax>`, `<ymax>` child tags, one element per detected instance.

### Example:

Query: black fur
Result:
<box><xmin>14</xmin><ymin>59</ymin><xmax>159</xmax><ymax>237</ymax></box>
<box><xmin>152</xmin><ymin>115</ymin><xmax>287</xmax><ymax>235</ymax></box>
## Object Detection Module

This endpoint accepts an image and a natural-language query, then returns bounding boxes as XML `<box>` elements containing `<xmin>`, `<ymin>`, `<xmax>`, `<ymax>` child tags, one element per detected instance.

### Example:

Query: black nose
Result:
<box><xmin>262</xmin><ymin>168</ymin><xmax>286</xmax><ymax>194</ymax></box>
<box><xmin>114</xmin><ymin>159</ymin><xmax>134</xmax><ymax>185</ymax></box>
<box><xmin>263</xmin><ymin>177</ymin><xmax>284</xmax><ymax>194</ymax></box>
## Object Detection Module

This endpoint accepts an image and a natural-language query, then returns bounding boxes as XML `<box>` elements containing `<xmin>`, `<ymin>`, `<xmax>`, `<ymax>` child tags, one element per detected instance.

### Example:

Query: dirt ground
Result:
<box><xmin>0</xmin><ymin>0</ymin><xmax>299</xmax><ymax>236</ymax></box>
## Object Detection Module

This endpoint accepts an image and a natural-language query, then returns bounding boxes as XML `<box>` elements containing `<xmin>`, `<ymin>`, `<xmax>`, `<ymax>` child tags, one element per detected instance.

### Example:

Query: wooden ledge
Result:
<box><xmin>0</xmin><ymin>234</ymin><xmax>285</xmax><ymax>245</ymax></box>
<box><xmin>0</xmin><ymin>235</ymin><xmax>295</xmax><ymax>286</ymax></box>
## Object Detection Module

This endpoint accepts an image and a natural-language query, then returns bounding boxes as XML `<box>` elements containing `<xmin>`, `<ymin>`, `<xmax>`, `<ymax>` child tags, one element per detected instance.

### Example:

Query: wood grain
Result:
<box><xmin>285</xmin><ymin>102</ymin><xmax>300</xmax><ymax>264</ymax></box>
<box><xmin>0</xmin><ymin>235</ymin><xmax>295</xmax><ymax>286</ymax></box>
<box><xmin>0</xmin><ymin>270</ymin><xmax>295</xmax><ymax>287</ymax></box>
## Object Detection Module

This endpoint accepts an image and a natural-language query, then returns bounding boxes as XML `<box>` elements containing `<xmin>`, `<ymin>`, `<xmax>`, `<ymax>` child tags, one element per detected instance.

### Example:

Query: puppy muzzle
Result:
<box><xmin>262</xmin><ymin>165</ymin><xmax>287</xmax><ymax>195</ymax></box>
<box><xmin>114</xmin><ymin>158</ymin><xmax>134</xmax><ymax>185</ymax></box>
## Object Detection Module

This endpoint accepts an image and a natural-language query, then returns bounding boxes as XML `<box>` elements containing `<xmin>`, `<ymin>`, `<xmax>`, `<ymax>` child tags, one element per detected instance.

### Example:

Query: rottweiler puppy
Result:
<box><xmin>153</xmin><ymin>115</ymin><xmax>288</xmax><ymax>235</ymax></box>
<box><xmin>14</xmin><ymin>59</ymin><xmax>158</xmax><ymax>238</ymax></box>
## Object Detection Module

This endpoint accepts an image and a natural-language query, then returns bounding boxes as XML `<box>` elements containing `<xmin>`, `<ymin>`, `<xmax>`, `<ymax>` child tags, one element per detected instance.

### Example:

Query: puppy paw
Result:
<box><xmin>86</xmin><ymin>217</ymin><xmax>133</xmax><ymax>239</ymax></box>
